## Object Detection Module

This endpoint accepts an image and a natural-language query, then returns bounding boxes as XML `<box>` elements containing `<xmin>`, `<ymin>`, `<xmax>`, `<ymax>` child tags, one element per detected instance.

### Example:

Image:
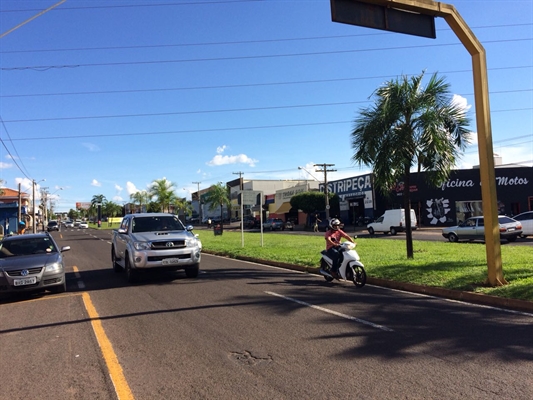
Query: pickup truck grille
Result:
<box><xmin>151</xmin><ymin>240</ymin><xmax>186</xmax><ymax>249</ymax></box>
<box><xmin>148</xmin><ymin>254</ymin><xmax>191</xmax><ymax>262</ymax></box>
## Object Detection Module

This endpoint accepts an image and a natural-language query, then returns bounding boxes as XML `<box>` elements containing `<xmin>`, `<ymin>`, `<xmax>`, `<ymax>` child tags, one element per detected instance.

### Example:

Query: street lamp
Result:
<box><xmin>32</xmin><ymin>179</ymin><xmax>45</xmax><ymax>233</ymax></box>
<box><xmin>48</xmin><ymin>188</ymin><xmax>63</xmax><ymax>221</ymax></box>
<box><xmin>298</xmin><ymin>166</ymin><xmax>320</xmax><ymax>182</ymax></box>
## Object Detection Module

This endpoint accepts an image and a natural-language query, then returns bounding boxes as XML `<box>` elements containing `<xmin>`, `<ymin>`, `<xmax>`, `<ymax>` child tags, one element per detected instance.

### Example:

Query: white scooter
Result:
<box><xmin>319</xmin><ymin>240</ymin><xmax>367</xmax><ymax>287</ymax></box>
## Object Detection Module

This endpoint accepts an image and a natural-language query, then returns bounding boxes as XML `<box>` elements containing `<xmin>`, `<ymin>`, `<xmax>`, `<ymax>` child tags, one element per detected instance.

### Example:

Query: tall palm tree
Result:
<box><xmin>130</xmin><ymin>190</ymin><xmax>151</xmax><ymax>213</ymax></box>
<box><xmin>149</xmin><ymin>178</ymin><xmax>177</xmax><ymax>212</ymax></box>
<box><xmin>90</xmin><ymin>194</ymin><xmax>107</xmax><ymax>222</ymax></box>
<box><xmin>351</xmin><ymin>72</ymin><xmax>471</xmax><ymax>259</ymax></box>
<box><xmin>204</xmin><ymin>182</ymin><xmax>230</xmax><ymax>226</ymax></box>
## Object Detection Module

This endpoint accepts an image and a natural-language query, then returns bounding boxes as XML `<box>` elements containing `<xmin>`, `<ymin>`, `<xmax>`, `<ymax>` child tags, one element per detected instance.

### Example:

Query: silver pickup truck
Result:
<box><xmin>111</xmin><ymin>213</ymin><xmax>201</xmax><ymax>282</ymax></box>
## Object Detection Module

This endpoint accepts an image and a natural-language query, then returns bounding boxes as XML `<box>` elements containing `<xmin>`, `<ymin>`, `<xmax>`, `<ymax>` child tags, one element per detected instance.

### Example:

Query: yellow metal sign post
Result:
<box><xmin>330</xmin><ymin>0</ymin><xmax>505</xmax><ymax>285</ymax></box>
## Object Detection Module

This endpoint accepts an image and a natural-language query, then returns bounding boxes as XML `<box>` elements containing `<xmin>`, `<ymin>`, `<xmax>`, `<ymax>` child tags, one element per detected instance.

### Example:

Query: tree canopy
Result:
<box><xmin>351</xmin><ymin>72</ymin><xmax>471</xmax><ymax>258</ymax></box>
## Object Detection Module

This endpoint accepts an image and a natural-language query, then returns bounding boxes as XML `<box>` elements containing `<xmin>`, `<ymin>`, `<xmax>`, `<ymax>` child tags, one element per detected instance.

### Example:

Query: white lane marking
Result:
<box><xmin>265</xmin><ymin>290</ymin><xmax>394</xmax><ymax>332</ymax></box>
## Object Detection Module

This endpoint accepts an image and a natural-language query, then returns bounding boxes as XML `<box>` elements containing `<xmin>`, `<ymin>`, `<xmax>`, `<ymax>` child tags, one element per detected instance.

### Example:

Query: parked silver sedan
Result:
<box><xmin>442</xmin><ymin>216</ymin><xmax>522</xmax><ymax>243</ymax></box>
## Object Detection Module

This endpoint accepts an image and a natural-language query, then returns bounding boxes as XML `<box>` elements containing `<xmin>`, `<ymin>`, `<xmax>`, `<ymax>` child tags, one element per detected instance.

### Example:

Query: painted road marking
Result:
<box><xmin>265</xmin><ymin>291</ymin><xmax>394</xmax><ymax>332</ymax></box>
<box><xmin>82</xmin><ymin>292</ymin><xmax>134</xmax><ymax>400</ymax></box>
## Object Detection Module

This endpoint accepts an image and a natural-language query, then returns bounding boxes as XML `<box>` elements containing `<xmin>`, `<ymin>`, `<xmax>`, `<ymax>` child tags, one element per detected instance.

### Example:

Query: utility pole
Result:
<box><xmin>314</xmin><ymin>163</ymin><xmax>336</xmax><ymax>220</ymax></box>
<box><xmin>192</xmin><ymin>181</ymin><xmax>202</xmax><ymax>223</ymax></box>
<box><xmin>41</xmin><ymin>187</ymin><xmax>49</xmax><ymax>232</ymax></box>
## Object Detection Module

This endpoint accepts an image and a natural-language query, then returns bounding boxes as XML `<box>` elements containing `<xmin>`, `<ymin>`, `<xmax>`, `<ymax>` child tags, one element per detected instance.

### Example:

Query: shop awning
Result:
<box><xmin>274</xmin><ymin>202</ymin><xmax>292</xmax><ymax>214</ymax></box>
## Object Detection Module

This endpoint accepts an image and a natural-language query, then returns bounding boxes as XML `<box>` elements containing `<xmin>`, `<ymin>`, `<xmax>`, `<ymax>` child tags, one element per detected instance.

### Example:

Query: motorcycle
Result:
<box><xmin>319</xmin><ymin>240</ymin><xmax>367</xmax><ymax>287</ymax></box>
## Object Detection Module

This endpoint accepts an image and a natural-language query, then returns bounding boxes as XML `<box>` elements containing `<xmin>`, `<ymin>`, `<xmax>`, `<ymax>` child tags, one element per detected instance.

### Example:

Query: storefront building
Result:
<box><xmin>377</xmin><ymin>167</ymin><xmax>533</xmax><ymax>227</ymax></box>
<box><xmin>319</xmin><ymin>173</ymin><xmax>375</xmax><ymax>226</ymax></box>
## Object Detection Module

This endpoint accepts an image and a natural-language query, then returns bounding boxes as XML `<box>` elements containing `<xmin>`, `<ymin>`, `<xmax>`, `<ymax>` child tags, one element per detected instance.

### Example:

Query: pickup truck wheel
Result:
<box><xmin>390</xmin><ymin>227</ymin><xmax>397</xmax><ymax>235</ymax></box>
<box><xmin>125</xmin><ymin>257</ymin><xmax>137</xmax><ymax>283</ymax></box>
<box><xmin>185</xmin><ymin>264</ymin><xmax>199</xmax><ymax>278</ymax></box>
<box><xmin>111</xmin><ymin>247</ymin><xmax>122</xmax><ymax>272</ymax></box>
<box><xmin>368</xmin><ymin>227</ymin><xmax>375</xmax><ymax>235</ymax></box>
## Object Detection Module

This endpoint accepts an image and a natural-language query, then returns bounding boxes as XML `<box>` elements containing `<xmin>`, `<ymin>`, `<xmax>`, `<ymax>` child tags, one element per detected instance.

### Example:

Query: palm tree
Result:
<box><xmin>149</xmin><ymin>178</ymin><xmax>177</xmax><ymax>212</ymax></box>
<box><xmin>130</xmin><ymin>190</ymin><xmax>151</xmax><ymax>213</ymax></box>
<box><xmin>90</xmin><ymin>194</ymin><xmax>107</xmax><ymax>222</ymax></box>
<box><xmin>351</xmin><ymin>72</ymin><xmax>471</xmax><ymax>259</ymax></box>
<box><xmin>204</xmin><ymin>182</ymin><xmax>230</xmax><ymax>227</ymax></box>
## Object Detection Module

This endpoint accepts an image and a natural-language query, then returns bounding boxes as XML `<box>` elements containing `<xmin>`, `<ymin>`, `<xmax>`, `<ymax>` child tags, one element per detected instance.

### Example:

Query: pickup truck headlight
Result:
<box><xmin>185</xmin><ymin>238</ymin><xmax>200</xmax><ymax>248</ymax></box>
<box><xmin>133</xmin><ymin>241</ymin><xmax>152</xmax><ymax>250</ymax></box>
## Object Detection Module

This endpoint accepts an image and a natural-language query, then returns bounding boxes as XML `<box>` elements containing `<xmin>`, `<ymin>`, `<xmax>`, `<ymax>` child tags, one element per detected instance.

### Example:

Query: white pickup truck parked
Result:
<box><xmin>111</xmin><ymin>213</ymin><xmax>201</xmax><ymax>282</ymax></box>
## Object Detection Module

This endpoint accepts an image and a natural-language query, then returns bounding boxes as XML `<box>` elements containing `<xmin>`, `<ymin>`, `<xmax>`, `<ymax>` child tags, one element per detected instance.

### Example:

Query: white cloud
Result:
<box><xmin>115</xmin><ymin>184</ymin><xmax>123</xmax><ymax>192</ymax></box>
<box><xmin>216</xmin><ymin>145</ymin><xmax>227</xmax><ymax>154</ymax></box>
<box><xmin>113</xmin><ymin>195</ymin><xmax>123</xmax><ymax>202</ymax></box>
<box><xmin>126</xmin><ymin>181</ymin><xmax>138</xmax><ymax>195</ymax></box>
<box><xmin>451</xmin><ymin>94</ymin><xmax>471</xmax><ymax>112</ymax></box>
<box><xmin>0</xmin><ymin>162</ymin><xmax>13</xmax><ymax>169</ymax></box>
<box><xmin>83</xmin><ymin>142</ymin><xmax>100</xmax><ymax>152</ymax></box>
<box><xmin>91</xmin><ymin>179</ymin><xmax>101</xmax><ymax>187</ymax></box>
<box><xmin>207</xmin><ymin>154</ymin><xmax>258</xmax><ymax>167</ymax></box>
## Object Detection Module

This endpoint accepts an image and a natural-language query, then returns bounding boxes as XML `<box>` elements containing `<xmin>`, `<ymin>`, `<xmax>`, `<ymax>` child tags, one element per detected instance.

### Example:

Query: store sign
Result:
<box><xmin>320</xmin><ymin>173</ymin><xmax>372</xmax><ymax>195</ymax></box>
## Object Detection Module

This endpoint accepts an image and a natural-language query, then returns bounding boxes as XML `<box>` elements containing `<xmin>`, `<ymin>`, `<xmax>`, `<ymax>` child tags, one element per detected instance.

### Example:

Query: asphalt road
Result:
<box><xmin>1</xmin><ymin>228</ymin><xmax>532</xmax><ymax>399</ymax></box>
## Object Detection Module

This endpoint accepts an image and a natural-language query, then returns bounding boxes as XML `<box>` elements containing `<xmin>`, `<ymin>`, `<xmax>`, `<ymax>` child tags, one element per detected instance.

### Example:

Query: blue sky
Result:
<box><xmin>1</xmin><ymin>0</ymin><xmax>531</xmax><ymax>212</ymax></box>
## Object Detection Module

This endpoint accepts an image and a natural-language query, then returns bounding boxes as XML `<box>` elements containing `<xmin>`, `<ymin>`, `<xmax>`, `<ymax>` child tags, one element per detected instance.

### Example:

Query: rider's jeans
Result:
<box><xmin>326</xmin><ymin>247</ymin><xmax>341</xmax><ymax>272</ymax></box>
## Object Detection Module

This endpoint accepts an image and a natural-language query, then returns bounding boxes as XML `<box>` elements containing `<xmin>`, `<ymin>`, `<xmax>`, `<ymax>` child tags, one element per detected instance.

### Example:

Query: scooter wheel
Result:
<box><xmin>347</xmin><ymin>264</ymin><xmax>367</xmax><ymax>288</ymax></box>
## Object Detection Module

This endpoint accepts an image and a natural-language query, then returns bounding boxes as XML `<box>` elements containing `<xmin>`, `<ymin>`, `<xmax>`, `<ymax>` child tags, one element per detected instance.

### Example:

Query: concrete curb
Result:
<box><xmin>204</xmin><ymin>250</ymin><xmax>533</xmax><ymax>314</ymax></box>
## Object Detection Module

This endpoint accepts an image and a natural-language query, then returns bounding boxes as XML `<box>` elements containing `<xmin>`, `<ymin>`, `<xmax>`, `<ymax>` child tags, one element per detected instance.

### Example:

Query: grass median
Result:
<box><xmin>198</xmin><ymin>230</ymin><xmax>533</xmax><ymax>302</ymax></box>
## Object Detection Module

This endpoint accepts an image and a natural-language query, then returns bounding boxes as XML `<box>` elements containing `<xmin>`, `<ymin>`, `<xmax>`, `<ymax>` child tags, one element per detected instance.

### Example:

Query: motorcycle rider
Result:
<box><xmin>324</xmin><ymin>218</ymin><xmax>355</xmax><ymax>278</ymax></box>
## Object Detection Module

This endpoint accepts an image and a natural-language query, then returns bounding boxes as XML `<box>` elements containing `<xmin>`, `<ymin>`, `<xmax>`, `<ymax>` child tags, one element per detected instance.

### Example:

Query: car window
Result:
<box><xmin>512</xmin><ymin>213</ymin><xmax>532</xmax><ymax>221</ymax></box>
<box><xmin>498</xmin><ymin>217</ymin><xmax>516</xmax><ymax>224</ymax></box>
<box><xmin>0</xmin><ymin>237</ymin><xmax>57</xmax><ymax>258</ymax></box>
<box><xmin>132</xmin><ymin>216</ymin><xmax>184</xmax><ymax>233</ymax></box>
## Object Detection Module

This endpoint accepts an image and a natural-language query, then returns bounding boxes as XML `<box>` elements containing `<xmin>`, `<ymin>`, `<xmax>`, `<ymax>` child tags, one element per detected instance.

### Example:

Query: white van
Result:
<box><xmin>367</xmin><ymin>209</ymin><xmax>418</xmax><ymax>235</ymax></box>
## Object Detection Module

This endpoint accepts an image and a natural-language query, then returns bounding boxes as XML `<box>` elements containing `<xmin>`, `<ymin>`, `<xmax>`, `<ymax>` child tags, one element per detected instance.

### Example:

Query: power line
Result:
<box><xmin>2</xmin><ymin>38</ymin><xmax>531</xmax><ymax>72</ymax></box>
<box><xmin>1</xmin><ymin>66</ymin><xmax>531</xmax><ymax>99</ymax></box>
<box><xmin>0</xmin><ymin>116</ymin><xmax>32</xmax><ymax>180</ymax></box>
<box><xmin>5</xmin><ymin>119</ymin><xmax>533</xmax><ymax>143</ymax></box>
<box><xmin>1</xmin><ymin>0</ymin><xmax>261</xmax><ymax>13</ymax></box>
<box><xmin>2</xmin><ymin>92</ymin><xmax>532</xmax><ymax>124</ymax></box>
<box><xmin>1</xmin><ymin>23</ymin><xmax>530</xmax><ymax>54</ymax></box>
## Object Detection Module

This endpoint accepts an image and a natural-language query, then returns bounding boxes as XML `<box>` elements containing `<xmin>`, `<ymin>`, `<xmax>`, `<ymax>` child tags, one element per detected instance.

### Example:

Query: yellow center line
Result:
<box><xmin>81</xmin><ymin>292</ymin><xmax>134</xmax><ymax>400</ymax></box>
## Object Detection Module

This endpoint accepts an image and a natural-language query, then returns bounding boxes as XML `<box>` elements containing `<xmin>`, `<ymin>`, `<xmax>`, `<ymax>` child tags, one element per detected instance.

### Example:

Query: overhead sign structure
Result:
<box><xmin>330</xmin><ymin>0</ymin><xmax>504</xmax><ymax>286</ymax></box>
<box><xmin>330</xmin><ymin>0</ymin><xmax>436</xmax><ymax>38</ymax></box>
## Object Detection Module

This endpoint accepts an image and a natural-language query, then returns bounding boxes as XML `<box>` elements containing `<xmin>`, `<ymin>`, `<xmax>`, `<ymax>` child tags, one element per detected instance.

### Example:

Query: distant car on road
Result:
<box><xmin>46</xmin><ymin>221</ymin><xmax>59</xmax><ymax>232</ymax></box>
<box><xmin>78</xmin><ymin>221</ymin><xmax>89</xmax><ymax>229</ymax></box>
<box><xmin>64</xmin><ymin>220</ymin><xmax>74</xmax><ymax>228</ymax></box>
<box><xmin>0</xmin><ymin>232</ymin><xmax>70</xmax><ymax>295</ymax></box>
<box><xmin>263</xmin><ymin>218</ymin><xmax>285</xmax><ymax>231</ymax></box>
<box><xmin>512</xmin><ymin>211</ymin><xmax>533</xmax><ymax>238</ymax></box>
<box><xmin>242</xmin><ymin>216</ymin><xmax>260</xmax><ymax>229</ymax></box>
<box><xmin>442</xmin><ymin>216</ymin><xmax>522</xmax><ymax>243</ymax></box>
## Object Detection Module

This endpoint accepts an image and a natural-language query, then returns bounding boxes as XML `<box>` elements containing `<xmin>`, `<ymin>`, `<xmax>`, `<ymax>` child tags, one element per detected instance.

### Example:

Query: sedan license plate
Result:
<box><xmin>14</xmin><ymin>277</ymin><xmax>37</xmax><ymax>286</ymax></box>
<box><xmin>508</xmin><ymin>228</ymin><xmax>515</xmax><ymax>232</ymax></box>
<box><xmin>162</xmin><ymin>258</ymin><xmax>182</xmax><ymax>266</ymax></box>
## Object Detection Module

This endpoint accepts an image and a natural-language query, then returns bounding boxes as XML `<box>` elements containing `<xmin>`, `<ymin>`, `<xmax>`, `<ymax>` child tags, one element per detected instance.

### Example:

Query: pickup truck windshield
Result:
<box><xmin>132</xmin><ymin>216</ymin><xmax>185</xmax><ymax>233</ymax></box>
